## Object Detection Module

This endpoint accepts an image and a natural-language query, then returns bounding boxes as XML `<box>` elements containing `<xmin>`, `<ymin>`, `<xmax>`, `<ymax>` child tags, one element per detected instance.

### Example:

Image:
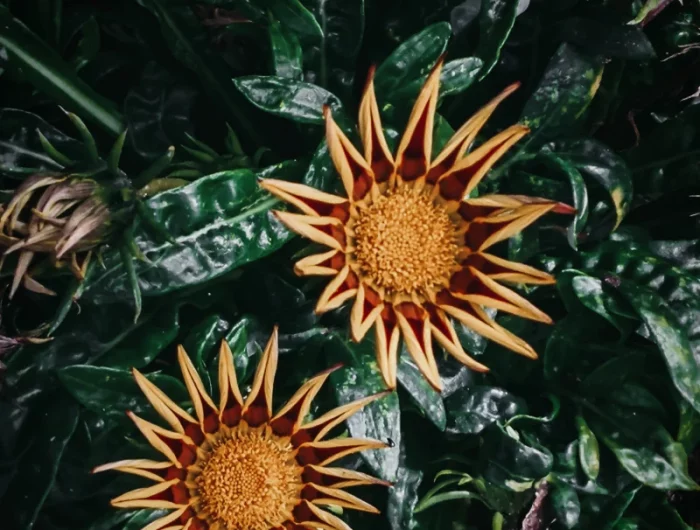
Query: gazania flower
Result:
<box><xmin>261</xmin><ymin>60</ymin><xmax>574</xmax><ymax>391</ymax></box>
<box><xmin>0</xmin><ymin>174</ymin><xmax>109</xmax><ymax>297</ymax></box>
<box><xmin>94</xmin><ymin>328</ymin><xmax>389</xmax><ymax>530</ymax></box>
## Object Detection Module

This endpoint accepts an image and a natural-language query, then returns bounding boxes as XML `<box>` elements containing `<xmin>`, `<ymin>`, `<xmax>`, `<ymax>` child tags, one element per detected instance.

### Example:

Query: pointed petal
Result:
<box><xmin>428</xmin><ymin>83</ymin><xmax>521</xmax><ymax>184</ymax></box>
<box><xmin>303</xmin><ymin>465</ymin><xmax>392</xmax><ymax>489</ymax></box>
<box><xmin>260</xmin><ymin>178</ymin><xmax>350</xmax><ymax>221</ymax></box>
<box><xmin>296</xmin><ymin>438</ymin><xmax>387</xmax><ymax>467</ymax></box>
<box><xmin>315</xmin><ymin>266</ymin><xmax>359</xmax><ymax>314</ymax></box>
<box><xmin>425</xmin><ymin>303</ymin><xmax>489</xmax><ymax>372</ymax></box>
<box><xmin>395</xmin><ymin>302</ymin><xmax>442</xmax><ymax>391</ymax></box>
<box><xmin>350</xmin><ymin>283</ymin><xmax>384</xmax><ymax>342</ymax></box>
<box><xmin>242</xmin><ymin>327</ymin><xmax>278</xmax><ymax>426</ymax></box>
<box><xmin>177</xmin><ymin>346</ymin><xmax>219</xmax><ymax>432</ymax></box>
<box><xmin>436</xmin><ymin>291</ymin><xmax>538</xmax><ymax>359</ymax></box>
<box><xmin>127</xmin><ymin>412</ymin><xmax>197</xmax><ymax>468</ymax></box>
<box><xmin>451</xmin><ymin>266</ymin><xmax>553</xmax><ymax>323</ymax></box>
<box><xmin>374</xmin><ymin>306</ymin><xmax>400</xmax><ymax>389</ymax></box>
<box><xmin>462</xmin><ymin>203</ymin><xmax>557</xmax><ymax>252</ymax></box>
<box><xmin>470</xmin><ymin>252</ymin><xmax>555</xmax><ymax>285</ymax></box>
<box><xmin>324</xmin><ymin>106</ymin><xmax>375</xmax><ymax>201</ymax></box>
<box><xmin>359</xmin><ymin>66</ymin><xmax>395</xmax><ymax>184</ymax></box>
<box><xmin>23</xmin><ymin>274</ymin><xmax>56</xmax><ymax>297</ymax></box>
<box><xmin>92</xmin><ymin>459</ymin><xmax>174</xmax><ymax>483</ymax></box>
<box><xmin>218</xmin><ymin>340</ymin><xmax>244</xmax><ymax>427</ymax></box>
<box><xmin>438</xmin><ymin>125</ymin><xmax>529</xmax><ymax>204</ymax></box>
<box><xmin>10</xmin><ymin>251</ymin><xmax>34</xmax><ymax>298</ymax></box>
<box><xmin>395</xmin><ymin>58</ymin><xmax>444</xmax><ymax>182</ymax></box>
<box><xmin>295</xmin><ymin>249</ymin><xmax>345</xmax><ymax>277</ymax></box>
<box><xmin>458</xmin><ymin>194</ymin><xmax>573</xmax><ymax>221</ymax></box>
<box><xmin>110</xmin><ymin>479</ymin><xmax>184</xmax><ymax>509</ymax></box>
<box><xmin>142</xmin><ymin>508</ymin><xmax>189</xmax><ymax>530</ymax></box>
<box><xmin>132</xmin><ymin>368</ymin><xmax>197</xmax><ymax>435</ymax></box>
<box><xmin>270</xmin><ymin>364</ymin><xmax>342</xmax><ymax>436</ymax></box>
<box><xmin>305</xmin><ymin>483</ymin><xmax>380</xmax><ymax>513</ymax></box>
<box><xmin>294</xmin><ymin>500</ymin><xmax>353</xmax><ymax>530</ymax></box>
<box><xmin>274</xmin><ymin>211</ymin><xmax>346</xmax><ymax>251</ymax></box>
<box><xmin>292</xmin><ymin>392</ymin><xmax>390</xmax><ymax>447</ymax></box>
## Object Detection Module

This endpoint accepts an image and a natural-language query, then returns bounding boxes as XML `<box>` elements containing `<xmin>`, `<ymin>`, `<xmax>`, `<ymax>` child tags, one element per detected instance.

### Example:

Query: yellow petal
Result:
<box><xmin>110</xmin><ymin>479</ymin><xmax>182</xmax><ymax>509</ymax></box>
<box><xmin>127</xmin><ymin>412</ymin><xmax>188</xmax><ymax>467</ymax></box>
<box><xmin>315</xmin><ymin>266</ymin><xmax>358</xmax><ymax>314</ymax></box>
<box><xmin>242</xmin><ymin>326</ymin><xmax>278</xmax><ymax>425</ymax></box>
<box><xmin>142</xmin><ymin>508</ymin><xmax>189</xmax><ymax>530</ymax></box>
<box><xmin>359</xmin><ymin>65</ymin><xmax>395</xmax><ymax>184</ymax></box>
<box><xmin>426</xmin><ymin>304</ymin><xmax>489</xmax><ymax>372</ymax></box>
<box><xmin>305</xmin><ymin>464</ymin><xmax>392</xmax><ymax>488</ymax></box>
<box><xmin>374</xmin><ymin>309</ymin><xmax>400</xmax><ymax>390</ymax></box>
<box><xmin>297</xmin><ymin>438</ymin><xmax>387</xmax><ymax>467</ymax></box>
<box><xmin>350</xmin><ymin>283</ymin><xmax>384</xmax><ymax>342</ymax></box>
<box><xmin>260</xmin><ymin>178</ymin><xmax>349</xmax><ymax>218</ymax></box>
<box><xmin>92</xmin><ymin>459</ymin><xmax>172</xmax><ymax>482</ymax></box>
<box><xmin>177</xmin><ymin>345</ymin><xmax>219</xmax><ymax>427</ymax></box>
<box><xmin>218</xmin><ymin>340</ymin><xmax>244</xmax><ymax>416</ymax></box>
<box><xmin>295</xmin><ymin>249</ymin><xmax>345</xmax><ymax>277</ymax></box>
<box><xmin>274</xmin><ymin>211</ymin><xmax>346</xmax><ymax>251</ymax></box>
<box><xmin>395</xmin><ymin>303</ymin><xmax>442</xmax><ymax>391</ymax></box>
<box><xmin>309</xmin><ymin>483</ymin><xmax>380</xmax><ymax>513</ymax></box>
<box><xmin>132</xmin><ymin>368</ymin><xmax>196</xmax><ymax>434</ymax></box>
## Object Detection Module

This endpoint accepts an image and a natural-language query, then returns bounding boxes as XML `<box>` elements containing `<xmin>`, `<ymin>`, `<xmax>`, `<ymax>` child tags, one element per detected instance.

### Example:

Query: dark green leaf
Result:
<box><xmin>0</xmin><ymin>7</ymin><xmax>122</xmax><ymax>135</ymax></box>
<box><xmin>618</xmin><ymin>281</ymin><xmax>700</xmax><ymax>414</ymax></box>
<box><xmin>556</xmin><ymin>17</ymin><xmax>656</xmax><ymax>60</ymax></box>
<box><xmin>551</xmin><ymin>482</ymin><xmax>580</xmax><ymax>529</ymax></box>
<box><xmin>327</xmin><ymin>335</ymin><xmax>400</xmax><ymax>481</ymax></box>
<box><xmin>266</xmin><ymin>0</ymin><xmax>323</xmax><ymax>41</ymax></box>
<box><xmin>576</xmin><ymin>415</ymin><xmax>600</xmax><ymax>480</ymax></box>
<box><xmin>397</xmin><ymin>355</ymin><xmax>446</xmax><ymax>431</ymax></box>
<box><xmin>476</xmin><ymin>0</ymin><xmax>519</xmax><ymax>78</ymax></box>
<box><xmin>446</xmin><ymin>386</ymin><xmax>526</xmax><ymax>435</ymax></box>
<box><xmin>268</xmin><ymin>17</ymin><xmax>303</xmax><ymax>80</ymax></box>
<box><xmin>387</xmin><ymin>466</ymin><xmax>424</xmax><ymax>530</ymax></box>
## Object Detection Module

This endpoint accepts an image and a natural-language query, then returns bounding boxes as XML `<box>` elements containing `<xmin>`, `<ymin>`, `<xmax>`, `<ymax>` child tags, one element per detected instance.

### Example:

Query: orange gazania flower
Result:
<box><xmin>261</xmin><ymin>60</ymin><xmax>574</xmax><ymax>391</ymax></box>
<box><xmin>94</xmin><ymin>329</ymin><xmax>388</xmax><ymax>530</ymax></box>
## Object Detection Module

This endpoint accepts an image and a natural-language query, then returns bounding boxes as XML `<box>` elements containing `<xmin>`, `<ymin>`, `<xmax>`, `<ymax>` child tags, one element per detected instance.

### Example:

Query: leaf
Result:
<box><xmin>0</xmin><ymin>6</ymin><xmax>122</xmax><ymax>136</ymax></box>
<box><xmin>327</xmin><ymin>334</ymin><xmax>401</xmax><ymax>482</ymax></box>
<box><xmin>397</xmin><ymin>354</ymin><xmax>446</xmax><ymax>431</ymax></box>
<box><xmin>182</xmin><ymin>314</ymin><xmax>230</xmax><ymax>372</ymax></box>
<box><xmin>445</xmin><ymin>386</ymin><xmax>526</xmax><ymax>434</ymax></box>
<box><xmin>629</xmin><ymin>0</ymin><xmax>663</xmax><ymax>24</ymax></box>
<box><xmin>0</xmin><ymin>108</ymin><xmax>84</xmax><ymax>173</ymax></box>
<box><xmin>551</xmin><ymin>482</ymin><xmax>580</xmax><ymax>529</ymax></box>
<box><xmin>374</xmin><ymin>22</ymin><xmax>452</xmax><ymax>100</ymax></box>
<box><xmin>58</xmin><ymin>365</ymin><xmax>189</xmax><ymax>423</ymax></box>
<box><xmin>268</xmin><ymin>17</ymin><xmax>303</xmax><ymax>80</ymax></box>
<box><xmin>234</xmin><ymin>76</ymin><xmax>347</xmax><ymax>127</ymax></box>
<box><xmin>618</xmin><ymin>281</ymin><xmax>700</xmax><ymax>414</ymax></box>
<box><xmin>392</xmin><ymin>57</ymin><xmax>484</xmax><ymax>104</ymax></box>
<box><xmin>545</xmin><ymin>139</ymin><xmax>633</xmax><ymax>229</ymax></box>
<box><xmin>1</xmin><ymin>396</ymin><xmax>79</xmax><ymax>530</ymax></box>
<box><xmin>266</xmin><ymin>0</ymin><xmax>323</xmax><ymax>41</ymax></box>
<box><xmin>301</xmin><ymin>0</ymin><xmax>365</xmax><ymax>100</ymax></box>
<box><xmin>576</xmin><ymin>415</ymin><xmax>600</xmax><ymax>481</ymax></box>
<box><xmin>387</xmin><ymin>466</ymin><xmax>424</xmax><ymax>530</ymax></box>
<box><xmin>135</xmin><ymin>0</ymin><xmax>262</xmax><ymax>145</ymax></box>
<box><xmin>556</xmin><ymin>17</ymin><xmax>656</xmax><ymax>60</ymax></box>
<box><xmin>124</xmin><ymin>62</ymin><xmax>196</xmax><ymax>162</ymax></box>
<box><xmin>476</xmin><ymin>0</ymin><xmax>519</xmax><ymax>78</ymax></box>
<box><xmin>82</xmin><ymin>162</ymin><xmax>308</xmax><ymax>301</ymax></box>
<box><xmin>521</xmin><ymin>44</ymin><xmax>603</xmax><ymax>144</ymax></box>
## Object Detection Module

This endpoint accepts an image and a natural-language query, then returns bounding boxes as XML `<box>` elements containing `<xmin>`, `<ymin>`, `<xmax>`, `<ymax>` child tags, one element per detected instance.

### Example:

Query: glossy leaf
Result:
<box><xmin>618</xmin><ymin>281</ymin><xmax>700</xmax><ymax>413</ymax></box>
<box><xmin>556</xmin><ymin>17</ymin><xmax>656</xmax><ymax>60</ymax></box>
<box><xmin>374</xmin><ymin>22</ymin><xmax>451</xmax><ymax>100</ymax></box>
<box><xmin>268</xmin><ymin>17</ymin><xmax>303</xmax><ymax>80</ymax></box>
<box><xmin>82</xmin><ymin>162</ymin><xmax>308</xmax><ymax>301</ymax></box>
<box><xmin>327</xmin><ymin>334</ymin><xmax>401</xmax><ymax>482</ymax></box>
<box><xmin>267</xmin><ymin>0</ymin><xmax>323</xmax><ymax>41</ymax></box>
<box><xmin>397</xmin><ymin>354</ymin><xmax>446</xmax><ymax>431</ymax></box>
<box><xmin>476</xmin><ymin>0</ymin><xmax>519</xmax><ymax>78</ymax></box>
<box><xmin>576</xmin><ymin>415</ymin><xmax>600</xmax><ymax>481</ymax></box>
<box><xmin>386</xmin><ymin>466</ymin><xmax>424</xmax><ymax>530</ymax></box>
<box><xmin>0</xmin><ymin>7</ymin><xmax>122</xmax><ymax>136</ymax></box>
<box><xmin>445</xmin><ymin>386</ymin><xmax>526</xmax><ymax>435</ymax></box>
<box><xmin>550</xmin><ymin>482</ymin><xmax>580</xmax><ymax>529</ymax></box>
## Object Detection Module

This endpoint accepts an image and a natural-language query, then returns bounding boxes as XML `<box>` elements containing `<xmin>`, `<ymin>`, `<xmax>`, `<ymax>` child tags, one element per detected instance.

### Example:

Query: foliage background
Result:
<box><xmin>1</xmin><ymin>0</ymin><xmax>700</xmax><ymax>529</ymax></box>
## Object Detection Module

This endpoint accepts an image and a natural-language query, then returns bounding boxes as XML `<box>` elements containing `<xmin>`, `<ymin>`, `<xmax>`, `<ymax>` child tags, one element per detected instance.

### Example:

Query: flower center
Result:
<box><xmin>353</xmin><ymin>186</ymin><xmax>458</xmax><ymax>295</ymax></box>
<box><xmin>192</xmin><ymin>425</ymin><xmax>301</xmax><ymax>530</ymax></box>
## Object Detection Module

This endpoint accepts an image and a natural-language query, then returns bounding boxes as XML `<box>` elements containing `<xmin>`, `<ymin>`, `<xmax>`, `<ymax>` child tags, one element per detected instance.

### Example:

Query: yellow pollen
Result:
<box><xmin>353</xmin><ymin>186</ymin><xmax>458</xmax><ymax>295</ymax></box>
<box><xmin>192</xmin><ymin>425</ymin><xmax>301</xmax><ymax>530</ymax></box>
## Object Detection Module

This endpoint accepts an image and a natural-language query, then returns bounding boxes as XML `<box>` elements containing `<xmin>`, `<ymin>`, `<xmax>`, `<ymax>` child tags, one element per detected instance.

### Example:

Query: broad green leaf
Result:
<box><xmin>326</xmin><ymin>335</ymin><xmax>400</xmax><ymax>481</ymax></box>
<box><xmin>476</xmin><ymin>0</ymin><xmax>519</xmax><ymax>78</ymax></box>
<box><xmin>268</xmin><ymin>17</ymin><xmax>303</xmax><ymax>80</ymax></box>
<box><xmin>266</xmin><ymin>0</ymin><xmax>323</xmax><ymax>41</ymax></box>
<box><xmin>98</xmin><ymin>306</ymin><xmax>180</xmax><ymax>369</ymax></box>
<box><xmin>82</xmin><ymin>162</ymin><xmax>308</xmax><ymax>301</ymax></box>
<box><xmin>556</xmin><ymin>17</ymin><xmax>656</xmax><ymax>60</ymax></box>
<box><xmin>301</xmin><ymin>0</ymin><xmax>364</xmax><ymax>100</ymax></box>
<box><xmin>234</xmin><ymin>76</ymin><xmax>348</xmax><ymax>127</ymax></box>
<box><xmin>1</xmin><ymin>397</ymin><xmax>79</xmax><ymax>530</ymax></box>
<box><xmin>0</xmin><ymin>108</ymin><xmax>84</xmax><ymax>173</ymax></box>
<box><xmin>445</xmin><ymin>386</ymin><xmax>526</xmax><ymax>435</ymax></box>
<box><xmin>58</xmin><ymin>365</ymin><xmax>189</xmax><ymax>423</ymax></box>
<box><xmin>182</xmin><ymin>314</ymin><xmax>230</xmax><ymax>372</ymax></box>
<box><xmin>374</xmin><ymin>22</ymin><xmax>451</xmax><ymax>100</ymax></box>
<box><xmin>135</xmin><ymin>0</ymin><xmax>262</xmax><ymax>144</ymax></box>
<box><xmin>551</xmin><ymin>482</ymin><xmax>580</xmax><ymax>529</ymax></box>
<box><xmin>619</xmin><ymin>281</ymin><xmax>700</xmax><ymax>414</ymax></box>
<box><xmin>392</xmin><ymin>57</ymin><xmax>484</xmax><ymax>104</ymax></box>
<box><xmin>521</xmin><ymin>44</ymin><xmax>603</xmax><ymax>144</ymax></box>
<box><xmin>0</xmin><ymin>7</ymin><xmax>122</xmax><ymax>136</ymax></box>
<box><xmin>545</xmin><ymin>139</ymin><xmax>633</xmax><ymax>229</ymax></box>
<box><xmin>397</xmin><ymin>354</ymin><xmax>446</xmax><ymax>431</ymax></box>
<box><xmin>386</xmin><ymin>466</ymin><xmax>424</xmax><ymax>530</ymax></box>
<box><xmin>576</xmin><ymin>415</ymin><xmax>600</xmax><ymax>480</ymax></box>
<box><xmin>678</xmin><ymin>400</ymin><xmax>700</xmax><ymax>452</ymax></box>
